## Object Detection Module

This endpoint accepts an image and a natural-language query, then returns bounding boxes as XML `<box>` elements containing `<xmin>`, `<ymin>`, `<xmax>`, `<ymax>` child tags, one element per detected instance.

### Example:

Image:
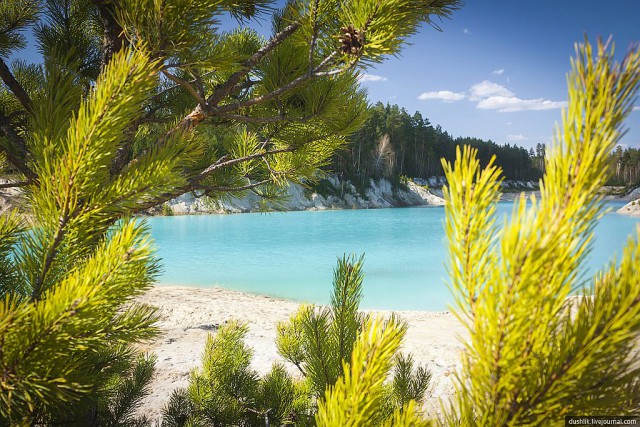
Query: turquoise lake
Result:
<box><xmin>148</xmin><ymin>201</ymin><xmax>640</xmax><ymax>311</ymax></box>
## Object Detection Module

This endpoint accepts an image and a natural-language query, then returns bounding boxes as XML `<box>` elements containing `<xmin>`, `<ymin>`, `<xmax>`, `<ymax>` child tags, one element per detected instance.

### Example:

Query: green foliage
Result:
<box><xmin>0</xmin><ymin>0</ymin><xmax>466</xmax><ymax>424</ymax></box>
<box><xmin>336</xmin><ymin>0</ymin><xmax>456</xmax><ymax>65</ymax></box>
<box><xmin>187</xmin><ymin>321</ymin><xmax>260</xmax><ymax>424</ymax></box>
<box><xmin>0</xmin><ymin>0</ymin><xmax>462</xmax><ymax>423</ymax></box>
<box><xmin>97</xmin><ymin>353</ymin><xmax>157</xmax><ymax>427</ymax></box>
<box><xmin>1</xmin><ymin>0</ymin><xmax>461</xmax><ymax>212</ymax></box>
<box><xmin>162</xmin><ymin>321</ymin><xmax>310</xmax><ymax>426</ymax></box>
<box><xmin>437</xmin><ymin>38</ymin><xmax>640</xmax><ymax>426</ymax></box>
<box><xmin>277</xmin><ymin>255</ymin><xmax>431</xmax><ymax>423</ymax></box>
<box><xmin>34</xmin><ymin>0</ymin><xmax>102</xmax><ymax>81</ymax></box>
<box><xmin>606</xmin><ymin>145</ymin><xmax>640</xmax><ymax>186</ymax></box>
<box><xmin>162</xmin><ymin>203</ymin><xmax>175</xmax><ymax>216</ymax></box>
<box><xmin>0</xmin><ymin>47</ymin><xmax>200</xmax><ymax>424</ymax></box>
<box><xmin>390</xmin><ymin>353</ymin><xmax>432</xmax><ymax>411</ymax></box>
<box><xmin>0</xmin><ymin>0</ymin><xmax>39</xmax><ymax>56</ymax></box>
<box><xmin>163</xmin><ymin>255</ymin><xmax>430</xmax><ymax>426</ymax></box>
<box><xmin>315</xmin><ymin>318</ymin><xmax>430</xmax><ymax>427</ymax></box>
<box><xmin>314</xmin><ymin>38</ymin><xmax>640</xmax><ymax>427</ymax></box>
<box><xmin>277</xmin><ymin>255</ymin><xmax>361</xmax><ymax>394</ymax></box>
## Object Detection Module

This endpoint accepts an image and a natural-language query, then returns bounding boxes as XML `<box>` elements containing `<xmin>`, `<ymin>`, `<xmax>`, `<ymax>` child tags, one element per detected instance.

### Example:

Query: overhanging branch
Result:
<box><xmin>0</xmin><ymin>111</ymin><xmax>37</xmax><ymax>180</ymax></box>
<box><xmin>132</xmin><ymin>146</ymin><xmax>296</xmax><ymax>212</ymax></box>
<box><xmin>0</xmin><ymin>57</ymin><xmax>32</xmax><ymax>111</ymax></box>
<box><xmin>162</xmin><ymin>70</ymin><xmax>206</xmax><ymax>105</ymax></box>
<box><xmin>196</xmin><ymin>146</ymin><xmax>295</xmax><ymax>181</ymax></box>
<box><xmin>208</xmin><ymin>50</ymin><xmax>340</xmax><ymax>115</ymax></box>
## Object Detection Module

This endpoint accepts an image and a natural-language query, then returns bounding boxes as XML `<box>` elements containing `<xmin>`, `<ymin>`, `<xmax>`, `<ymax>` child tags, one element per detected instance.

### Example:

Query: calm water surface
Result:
<box><xmin>147</xmin><ymin>202</ymin><xmax>639</xmax><ymax>311</ymax></box>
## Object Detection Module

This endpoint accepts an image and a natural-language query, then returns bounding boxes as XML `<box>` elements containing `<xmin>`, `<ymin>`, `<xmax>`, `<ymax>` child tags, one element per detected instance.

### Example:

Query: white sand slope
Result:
<box><xmin>136</xmin><ymin>286</ymin><xmax>467</xmax><ymax>420</ymax></box>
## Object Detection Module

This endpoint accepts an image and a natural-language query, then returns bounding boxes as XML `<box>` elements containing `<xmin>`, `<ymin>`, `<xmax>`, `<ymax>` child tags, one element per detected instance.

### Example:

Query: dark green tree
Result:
<box><xmin>331</xmin><ymin>101</ymin><xmax>543</xmax><ymax>186</ymax></box>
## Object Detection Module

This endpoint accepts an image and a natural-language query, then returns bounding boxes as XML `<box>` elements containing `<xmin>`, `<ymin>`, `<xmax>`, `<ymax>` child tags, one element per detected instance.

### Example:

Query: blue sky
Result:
<box><xmin>357</xmin><ymin>0</ymin><xmax>640</xmax><ymax>149</ymax></box>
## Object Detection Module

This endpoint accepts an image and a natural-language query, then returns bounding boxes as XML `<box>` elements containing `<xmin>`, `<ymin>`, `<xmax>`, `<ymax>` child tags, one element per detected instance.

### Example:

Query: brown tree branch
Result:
<box><xmin>0</xmin><ymin>111</ymin><xmax>37</xmax><ymax>180</ymax></box>
<box><xmin>92</xmin><ymin>0</ymin><xmax>126</xmax><ymax>68</ymax></box>
<box><xmin>213</xmin><ymin>112</ymin><xmax>314</xmax><ymax>124</ymax></box>
<box><xmin>133</xmin><ymin>36</ymin><xmax>345</xmax><ymax>209</ymax></box>
<box><xmin>147</xmin><ymin>70</ymin><xmax>220</xmax><ymax>107</ymax></box>
<box><xmin>32</xmin><ymin>211</ymin><xmax>70</xmax><ymax>301</ymax></box>
<box><xmin>0</xmin><ymin>57</ymin><xmax>32</xmax><ymax>111</ymax></box>
<box><xmin>209</xmin><ymin>51</ymin><xmax>341</xmax><ymax>115</ymax></box>
<box><xmin>132</xmin><ymin>147</ymin><xmax>295</xmax><ymax>212</ymax></box>
<box><xmin>308</xmin><ymin>0</ymin><xmax>320</xmax><ymax>73</ymax></box>
<box><xmin>91</xmin><ymin>2</ymin><xmax>130</xmax><ymax>176</ymax></box>
<box><xmin>196</xmin><ymin>146</ymin><xmax>295</xmax><ymax>181</ymax></box>
<box><xmin>206</xmin><ymin>20</ymin><xmax>302</xmax><ymax>107</ymax></box>
<box><xmin>145</xmin><ymin>37</ymin><xmax>341</xmax><ymax>168</ymax></box>
<box><xmin>109</xmin><ymin>120</ymin><xmax>139</xmax><ymax>176</ymax></box>
<box><xmin>162</xmin><ymin>70</ymin><xmax>206</xmax><ymax>105</ymax></box>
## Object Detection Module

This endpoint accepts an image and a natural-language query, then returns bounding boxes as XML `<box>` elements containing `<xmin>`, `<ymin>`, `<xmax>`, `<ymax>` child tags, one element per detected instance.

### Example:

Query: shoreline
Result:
<box><xmin>147</xmin><ymin>188</ymin><xmax>638</xmax><ymax>217</ymax></box>
<box><xmin>136</xmin><ymin>285</ymin><xmax>467</xmax><ymax>419</ymax></box>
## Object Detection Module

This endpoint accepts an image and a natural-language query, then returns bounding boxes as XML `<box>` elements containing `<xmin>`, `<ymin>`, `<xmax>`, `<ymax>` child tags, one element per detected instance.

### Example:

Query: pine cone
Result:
<box><xmin>339</xmin><ymin>25</ymin><xmax>364</xmax><ymax>55</ymax></box>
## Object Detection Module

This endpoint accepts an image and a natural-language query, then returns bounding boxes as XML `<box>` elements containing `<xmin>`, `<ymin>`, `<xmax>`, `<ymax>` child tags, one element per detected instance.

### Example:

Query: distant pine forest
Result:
<box><xmin>325</xmin><ymin>102</ymin><xmax>640</xmax><ymax>188</ymax></box>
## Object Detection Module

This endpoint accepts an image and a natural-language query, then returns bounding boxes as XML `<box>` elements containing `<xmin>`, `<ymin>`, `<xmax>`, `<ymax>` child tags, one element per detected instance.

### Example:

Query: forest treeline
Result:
<box><xmin>326</xmin><ymin>102</ymin><xmax>545</xmax><ymax>186</ymax></box>
<box><xmin>326</xmin><ymin>101</ymin><xmax>640</xmax><ymax>189</ymax></box>
<box><xmin>608</xmin><ymin>146</ymin><xmax>640</xmax><ymax>186</ymax></box>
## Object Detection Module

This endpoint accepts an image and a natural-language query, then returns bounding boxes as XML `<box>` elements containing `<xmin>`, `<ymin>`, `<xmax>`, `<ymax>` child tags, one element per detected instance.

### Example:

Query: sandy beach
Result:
<box><xmin>136</xmin><ymin>285</ymin><xmax>467</xmax><ymax>420</ymax></box>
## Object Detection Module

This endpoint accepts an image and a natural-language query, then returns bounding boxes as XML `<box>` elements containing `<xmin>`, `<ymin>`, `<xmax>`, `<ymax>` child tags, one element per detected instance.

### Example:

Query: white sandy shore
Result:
<box><xmin>136</xmin><ymin>285</ymin><xmax>467</xmax><ymax>420</ymax></box>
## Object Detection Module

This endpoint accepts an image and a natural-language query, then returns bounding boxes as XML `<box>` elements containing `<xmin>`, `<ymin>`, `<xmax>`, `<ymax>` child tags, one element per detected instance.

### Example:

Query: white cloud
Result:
<box><xmin>506</xmin><ymin>134</ymin><xmax>527</xmax><ymax>142</ymax></box>
<box><xmin>477</xmin><ymin>96</ymin><xmax>567</xmax><ymax>112</ymax></box>
<box><xmin>469</xmin><ymin>80</ymin><xmax>514</xmax><ymax>101</ymax></box>
<box><xmin>414</xmin><ymin>81</ymin><xmax>567</xmax><ymax>113</ymax></box>
<box><xmin>418</xmin><ymin>90</ymin><xmax>466</xmax><ymax>102</ymax></box>
<box><xmin>358</xmin><ymin>73</ymin><xmax>388</xmax><ymax>82</ymax></box>
<box><xmin>506</xmin><ymin>122</ymin><xmax>512</xmax><ymax>126</ymax></box>
<box><xmin>463</xmin><ymin>28</ymin><xmax>470</xmax><ymax>35</ymax></box>
<box><xmin>633</xmin><ymin>106</ymin><xmax>640</xmax><ymax>111</ymax></box>
<box><xmin>492</xmin><ymin>69</ymin><xmax>505</xmax><ymax>76</ymax></box>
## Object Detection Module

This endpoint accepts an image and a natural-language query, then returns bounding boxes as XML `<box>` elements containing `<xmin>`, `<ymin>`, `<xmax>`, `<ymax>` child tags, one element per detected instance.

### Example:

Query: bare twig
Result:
<box><xmin>151</xmin><ymin>70</ymin><xmax>218</xmax><ymax>102</ymax></box>
<box><xmin>162</xmin><ymin>70</ymin><xmax>206</xmax><ymax>105</ymax></box>
<box><xmin>192</xmin><ymin>71</ymin><xmax>205</xmax><ymax>99</ymax></box>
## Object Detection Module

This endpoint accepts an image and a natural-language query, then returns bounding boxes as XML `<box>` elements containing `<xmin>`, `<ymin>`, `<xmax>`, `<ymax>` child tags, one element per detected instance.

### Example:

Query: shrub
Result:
<box><xmin>162</xmin><ymin>255</ymin><xmax>431</xmax><ymax>426</ymax></box>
